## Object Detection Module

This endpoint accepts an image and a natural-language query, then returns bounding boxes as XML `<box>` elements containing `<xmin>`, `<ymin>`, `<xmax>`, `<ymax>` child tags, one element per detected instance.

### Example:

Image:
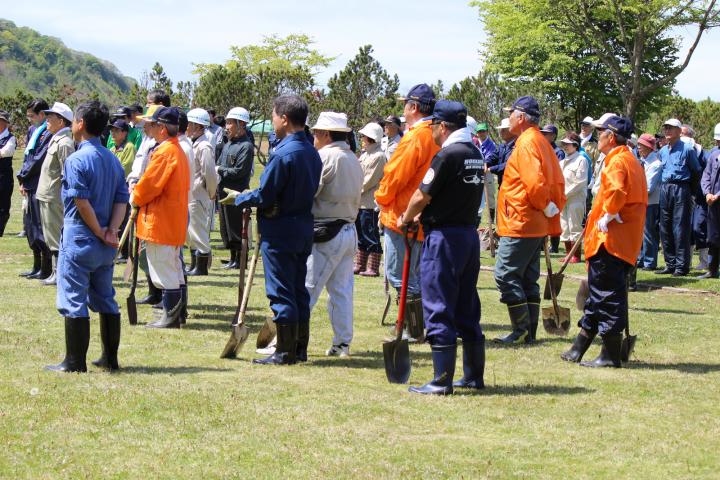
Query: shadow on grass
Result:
<box><xmin>452</xmin><ymin>384</ymin><xmax>593</xmax><ymax>396</ymax></box>
<box><xmin>120</xmin><ymin>366</ymin><xmax>233</xmax><ymax>374</ymax></box>
<box><xmin>628</xmin><ymin>361</ymin><xmax>720</xmax><ymax>374</ymax></box>
<box><xmin>630</xmin><ymin>306</ymin><xmax>703</xmax><ymax>315</ymax></box>
<box><xmin>309</xmin><ymin>349</ymin><xmax>433</xmax><ymax>368</ymax></box>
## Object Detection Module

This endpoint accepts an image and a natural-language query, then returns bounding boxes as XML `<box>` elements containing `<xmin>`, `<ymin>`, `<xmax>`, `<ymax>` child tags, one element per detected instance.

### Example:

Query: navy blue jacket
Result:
<box><xmin>701</xmin><ymin>147</ymin><xmax>720</xmax><ymax>245</ymax></box>
<box><xmin>486</xmin><ymin>138</ymin><xmax>516</xmax><ymax>185</ymax></box>
<box><xmin>17</xmin><ymin>124</ymin><xmax>53</xmax><ymax>192</ymax></box>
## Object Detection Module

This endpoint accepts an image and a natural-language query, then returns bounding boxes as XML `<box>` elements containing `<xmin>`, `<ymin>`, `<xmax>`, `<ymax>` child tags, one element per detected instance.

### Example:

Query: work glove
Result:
<box><xmin>219</xmin><ymin>188</ymin><xmax>241</xmax><ymax>206</ymax></box>
<box><xmin>543</xmin><ymin>201</ymin><xmax>560</xmax><ymax>218</ymax></box>
<box><xmin>597</xmin><ymin>212</ymin><xmax>623</xmax><ymax>233</ymax></box>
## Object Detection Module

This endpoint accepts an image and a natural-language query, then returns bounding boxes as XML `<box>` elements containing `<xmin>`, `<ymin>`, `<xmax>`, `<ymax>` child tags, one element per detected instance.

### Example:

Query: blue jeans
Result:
<box><xmin>659</xmin><ymin>182</ymin><xmax>692</xmax><ymax>273</ymax></box>
<box><xmin>384</xmin><ymin>228</ymin><xmax>422</xmax><ymax>295</ymax></box>
<box><xmin>356</xmin><ymin>209</ymin><xmax>382</xmax><ymax>253</ymax></box>
<box><xmin>494</xmin><ymin>236</ymin><xmax>543</xmax><ymax>305</ymax></box>
<box><xmin>638</xmin><ymin>204</ymin><xmax>660</xmax><ymax>269</ymax></box>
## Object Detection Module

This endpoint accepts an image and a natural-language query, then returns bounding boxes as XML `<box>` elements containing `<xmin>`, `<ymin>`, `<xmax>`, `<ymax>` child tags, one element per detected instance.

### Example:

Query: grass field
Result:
<box><xmin>1</xmin><ymin>152</ymin><xmax>719</xmax><ymax>478</ymax></box>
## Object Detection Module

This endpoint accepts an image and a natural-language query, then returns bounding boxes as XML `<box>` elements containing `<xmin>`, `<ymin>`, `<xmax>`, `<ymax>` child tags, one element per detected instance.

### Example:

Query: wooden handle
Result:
<box><xmin>114</xmin><ymin>207</ymin><xmax>138</xmax><ymax>262</ymax></box>
<box><xmin>543</xmin><ymin>237</ymin><xmax>562</xmax><ymax>319</ymax></box>
<box><xmin>555</xmin><ymin>225</ymin><xmax>587</xmax><ymax>276</ymax></box>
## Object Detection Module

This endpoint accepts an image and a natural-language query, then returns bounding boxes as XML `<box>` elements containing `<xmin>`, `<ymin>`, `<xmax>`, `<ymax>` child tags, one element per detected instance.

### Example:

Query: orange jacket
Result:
<box><xmin>133</xmin><ymin>137</ymin><xmax>190</xmax><ymax>247</ymax></box>
<box><xmin>496</xmin><ymin>126</ymin><xmax>566</xmax><ymax>238</ymax></box>
<box><xmin>584</xmin><ymin>145</ymin><xmax>647</xmax><ymax>265</ymax></box>
<box><xmin>375</xmin><ymin>119</ymin><xmax>440</xmax><ymax>240</ymax></box>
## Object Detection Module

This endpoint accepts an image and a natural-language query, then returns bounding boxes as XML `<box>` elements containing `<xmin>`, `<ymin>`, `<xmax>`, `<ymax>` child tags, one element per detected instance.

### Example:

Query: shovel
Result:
<box><xmin>380</xmin><ymin>269</ymin><xmax>392</xmax><ymax>326</ymax></box>
<box><xmin>126</xmin><ymin>222</ymin><xmax>140</xmax><ymax>325</ymax></box>
<box><xmin>114</xmin><ymin>207</ymin><xmax>138</xmax><ymax>263</ymax></box>
<box><xmin>383</xmin><ymin>228</ymin><xmax>416</xmax><ymax>384</ymax></box>
<box><xmin>541</xmin><ymin>237</ymin><xmax>571</xmax><ymax>336</ymax></box>
<box><xmin>543</xmin><ymin>228</ymin><xmax>586</xmax><ymax>300</ymax></box>
<box><xmin>621</xmin><ymin>274</ymin><xmax>637</xmax><ymax>362</ymax></box>
<box><xmin>256</xmin><ymin>317</ymin><xmax>277</xmax><ymax>350</ymax></box>
<box><xmin>483</xmin><ymin>174</ymin><xmax>496</xmax><ymax>257</ymax></box>
<box><xmin>220</xmin><ymin>209</ymin><xmax>254</xmax><ymax>359</ymax></box>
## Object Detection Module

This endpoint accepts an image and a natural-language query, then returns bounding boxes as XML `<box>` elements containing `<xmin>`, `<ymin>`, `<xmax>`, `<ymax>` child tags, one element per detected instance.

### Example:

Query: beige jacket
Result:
<box><xmin>358</xmin><ymin>143</ymin><xmax>386</xmax><ymax>209</ymax></box>
<box><xmin>191</xmin><ymin>131</ymin><xmax>219</xmax><ymax>203</ymax></box>
<box><xmin>313</xmin><ymin>141</ymin><xmax>363</xmax><ymax>222</ymax></box>
<box><xmin>36</xmin><ymin>128</ymin><xmax>75</xmax><ymax>203</ymax></box>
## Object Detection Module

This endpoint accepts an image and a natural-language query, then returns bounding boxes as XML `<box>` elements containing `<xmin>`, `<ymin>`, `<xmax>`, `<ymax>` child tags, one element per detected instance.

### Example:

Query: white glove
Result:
<box><xmin>597</xmin><ymin>213</ymin><xmax>623</xmax><ymax>233</ymax></box>
<box><xmin>543</xmin><ymin>201</ymin><xmax>559</xmax><ymax>218</ymax></box>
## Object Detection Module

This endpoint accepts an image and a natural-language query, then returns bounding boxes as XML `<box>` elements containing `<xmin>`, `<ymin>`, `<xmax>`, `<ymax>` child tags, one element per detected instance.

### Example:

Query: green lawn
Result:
<box><xmin>1</xmin><ymin>153</ymin><xmax>719</xmax><ymax>478</ymax></box>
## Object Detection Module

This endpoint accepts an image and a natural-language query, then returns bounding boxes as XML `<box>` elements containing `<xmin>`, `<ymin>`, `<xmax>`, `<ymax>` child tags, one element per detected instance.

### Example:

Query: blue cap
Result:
<box><xmin>151</xmin><ymin>106</ymin><xmax>180</xmax><ymax>126</ymax></box>
<box><xmin>504</xmin><ymin>96</ymin><xmax>541</xmax><ymax>117</ymax></box>
<box><xmin>602</xmin><ymin>115</ymin><xmax>634</xmax><ymax>138</ymax></box>
<box><xmin>431</xmin><ymin>100</ymin><xmax>467</xmax><ymax>127</ymax></box>
<box><xmin>399</xmin><ymin>83</ymin><xmax>436</xmax><ymax>105</ymax></box>
<box><xmin>540</xmin><ymin>124</ymin><xmax>558</xmax><ymax>135</ymax></box>
<box><xmin>109</xmin><ymin>119</ymin><xmax>130</xmax><ymax>131</ymax></box>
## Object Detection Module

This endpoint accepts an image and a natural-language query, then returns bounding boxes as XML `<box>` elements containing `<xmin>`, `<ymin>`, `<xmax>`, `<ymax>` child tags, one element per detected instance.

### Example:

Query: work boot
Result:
<box><xmin>184</xmin><ymin>249</ymin><xmax>197</xmax><ymax>274</ymax></box>
<box><xmin>146</xmin><ymin>289</ymin><xmax>182</xmax><ymax>329</ymax></box>
<box><xmin>527</xmin><ymin>299</ymin><xmax>540</xmax><ymax>343</ymax></box>
<box><xmin>550</xmin><ymin>236</ymin><xmax>560</xmax><ymax>253</ymax></box>
<box><xmin>354</xmin><ymin>250</ymin><xmax>368</xmax><ymax>275</ymax></box>
<box><xmin>409</xmin><ymin>344</ymin><xmax>457</xmax><ymax>395</ymax></box>
<box><xmin>627</xmin><ymin>266</ymin><xmax>638</xmax><ymax>292</ymax></box>
<box><xmin>20</xmin><ymin>250</ymin><xmax>42</xmax><ymax>277</ymax></box>
<box><xmin>179</xmin><ymin>283</ymin><xmax>188</xmax><ymax>325</ymax></box>
<box><xmin>29</xmin><ymin>249</ymin><xmax>52</xmax><ymax>280</ymax></box>
<box><xmin>580</xmin><ymin>333</ymin><xmax>622</xmax><ymax>368</ymax></box>
<box><xmin>296</xmin><ymin>322</ymin><xmax>310</xmax><ymax>362</ymax></box>
<box><xmin>494</xmin><ymin>302</ymin><xmax>530</xmax><ymax>345</ymax></box>
<box><xmin>41</xmin><ymin>251</ymin><xmax>59</xmax><ymax>286</ymax></box>
<box><xmin>222</xmin><ymin>250</ymin><xmax>238</xmax><ymax>269</ymax></box>
<box><xmin>137</xmin><ymin>276</ymin><xmax>162</xmax><ymax>305</ymax></box>
<box><xmin>489</xmin><ymin>208</ymin><xmax>496</xmax><ymax>223</ymax></box>
<box><xmin>453</xmin><ymin>338</ymin><xmax>485</xmax><ymax>389</ymax></box>
<box><xmin>92</xmin><ymin>313</ymin><xmax>121</xmax><ymax>370</ymax></box>
<box><xmin>560</xmin><ymin>328</ymin><xmax>596</xmax><ymax>363</ymax></box>
<box><xmin>360</xmin><ymin>252</ymin><xmax>381</xmax><ymax>277</ymax></box>
<box><xmin>253</xmin><ymin>323</ymin><xmax>298</xmax><ymax>365</ymax></box>
<box><xmin>45</xmin><ymin>317</ymin><xmax>90</xmax><ymax>373</ymax></box>
<box><xmin>404</xmin><ymin>294</ymin><xmax>425</xmax><ymax>343</ymax></box>
<box><xmin>187</xmin><ymin>253</ymin><xmax>209</xmax><ymax>276</ymax></box>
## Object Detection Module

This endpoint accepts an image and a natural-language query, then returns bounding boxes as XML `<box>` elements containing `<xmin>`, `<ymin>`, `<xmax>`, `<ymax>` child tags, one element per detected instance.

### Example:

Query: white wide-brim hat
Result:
<box><xmin>312</xmin><ymin>112</ymin><xmax>351</xmax><ymax>132</ymax></box>
<box><xmin>358</xmin><ymin>122</ymin><xmax>383</xmax><ymax>143</ymax></box>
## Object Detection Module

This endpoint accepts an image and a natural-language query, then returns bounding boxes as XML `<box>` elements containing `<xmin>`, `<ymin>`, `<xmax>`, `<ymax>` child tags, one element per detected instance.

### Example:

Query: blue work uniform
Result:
<box><xmin>486</xmin><ymin>138</ymin><xmax>516</xmax><ymax>186</ymax></box>
<box><xmin>57</xmin><ymin>138</ymin><xmax>129</xmax><ymax>318</ymax></box>
<box><xmin>701</xmin><ymin>147</ymin><xmax>720</xmax><ymax>274</ymax></box>
<box><xmin>418</xmin><ymin>138</ymin><xmax>484</xmax><ymax>346</ymax></box>
<box><xmin>233</xmin><ymin>131</ymin><xmax>322</xmax><ymax>325</ymax></box>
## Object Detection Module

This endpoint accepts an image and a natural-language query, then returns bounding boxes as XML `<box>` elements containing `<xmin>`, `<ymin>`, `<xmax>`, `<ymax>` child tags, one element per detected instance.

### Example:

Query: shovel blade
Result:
<box><xmin>126</xmin><ymin>296</ymin><xmax>137</xmax><ymax>326</ymax></box>
<box><xmin>220</xmin><ymin>323</ymin><xmax>250</xmax><ymax>359</ymax></box>
<box><xmin>543</xmin><ymin>273</ymin><xmax>565</xmax><ymax>300</ymax></box>
<box><xmin>383</xmin><ymin>338</ymin><xmax>411</xmax><ymax>384</ymax></box>
<box><xmin>576</xmin><ymin>279</ymin><xmax>590</xmax><ymax>312</ymax></box>
<box><xmin>621</xmin><ymin>334</ymin><xmax>637</xmax><ymax>363</ymax></box>
<box><xmin>256</xmin><ymin>316</ymin><xmax>277</xmax><ymax>349</ymax></box>
<box><xmin>541</xmin><ymin>305</ymin><xmax>571</xmax><ymax>336</ymax></box>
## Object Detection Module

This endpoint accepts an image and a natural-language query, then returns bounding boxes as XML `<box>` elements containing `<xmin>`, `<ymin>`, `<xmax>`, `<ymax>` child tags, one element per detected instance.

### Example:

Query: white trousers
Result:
<box><xmin>187</xmin><ymin>199</ymin><xmax>213</xmax><ymax>254</ymax></box>
<box><xmin>305</xmin><ymin>223</ymin><xmax>357</xmax><ymax>346</ymax></box>
<box><xmin>146</xmin><ymin>242</ymin><xmax>185</xmax><ymax>290</ymax></box>
<box><xmin>560</xmin><ymin>197</ymin><xmax>586</xmax><ymax>242</ymax></box>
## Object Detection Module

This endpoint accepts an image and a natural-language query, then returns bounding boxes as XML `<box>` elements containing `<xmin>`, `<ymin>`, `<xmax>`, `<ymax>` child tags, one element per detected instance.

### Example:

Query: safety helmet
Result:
<box><xmin>226</xmin><ymin>107</ymin><xmax>250</xmax><ymax>124</ymax></box>
<box><xmin>714</xmin><ymin>122</ymin><xmax>720</xmax><ymax>141</ymax></box>
<box><xmin>186</xmin><ymin>108</ymin><xmax>210</xmax><ymax>127</ymax></box>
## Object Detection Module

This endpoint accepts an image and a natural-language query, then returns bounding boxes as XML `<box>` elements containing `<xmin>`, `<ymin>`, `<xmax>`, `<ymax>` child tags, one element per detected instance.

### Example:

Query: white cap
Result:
<box><xmin>311</xmin><ymin>112</ymin><xmax>351</xmax><ymax>132</ymax></box>
<box><xmin>43</xmin><ymin>102</ymin><xmax>73</xmax><ymax>123</ymax></box>
<box><xmin>496</xmin><ymin>118</ymin><xmax>510</xmax><ymax>130</ymax></box>
<box><xmin>714</xmin><ymin>122</ymin><xmax>720</xmax><ymax>140</ymax></box>
<box><xmin>663</xmin><ymin>118</ymin><xmax>682</xmax><ymax>129</ymax></box>
<box><xmin>581</xmin><ymin>116</ymin><xmax>593</xmax><ymax>124</ymax></box>
<box><xmin>466</xmin><ymin>115</ymin><xmax>477</xmax><ymax>134</ymax></box>
<box><xmin>186</xmin><ymin>108</ymin><xmax>210</xmax><ymax>127</ymax></box>
<box><xmin>358</xmin><ymin>122</ymin><xmax>383</xmax><ymax>143</ymax></box>
<box><xmin>591</xmin><ymin>113</ymin><xmax>617</xmax><ymax>128</ymax></box>
<box><xmin>399</xmin><ymin>116</ymin><xmax>406</xmax><ymax>124</ymax></box>
<box><xmin>628</xmin><ymin>134</ymin><xmax>638</xmax><ymax>147</ymax></box>
<box><xmin>226</xmin><ymin>107</ymin><xmax>250</xmax><ymax>124</ymax></box>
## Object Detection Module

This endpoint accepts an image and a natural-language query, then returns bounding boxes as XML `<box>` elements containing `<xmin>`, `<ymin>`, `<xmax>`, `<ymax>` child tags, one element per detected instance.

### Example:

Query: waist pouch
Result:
<box><xmin>313</xmin><ymin>219</ymin><xmax>348</xmax><ymax>243</ymax></box>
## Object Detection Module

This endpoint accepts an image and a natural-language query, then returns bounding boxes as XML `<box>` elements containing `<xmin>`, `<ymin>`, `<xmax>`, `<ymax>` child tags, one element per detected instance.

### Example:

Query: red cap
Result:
<box><xmin>638</xmin><ymin>133</ymin><xmax>656</xmax><ymax>150</ymax></box>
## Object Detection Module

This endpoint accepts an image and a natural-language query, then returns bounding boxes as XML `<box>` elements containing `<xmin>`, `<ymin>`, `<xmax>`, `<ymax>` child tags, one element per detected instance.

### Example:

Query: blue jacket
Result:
<box><xmin>551</xmin><ymin>142</ymin><xmax>565</xmax><ymax>161</ymax></box>
<box><xmin>701</xmin><ymin>147</ymin><xmax>720</xmax><ymax>245</ymax></box>
<box><xmin>234</xmin><ymin>131</ymin><xmax>322</xmax><ymax>250</ymax></box>
<box><xmin>486</xmin><ymin>138</ymin><xmax>515</xmax><ymax>185</ymax></box>
<box><xmin>659</xmin><ymin>140</ymin><xmax>701</xmax><ymax>183</ymax></box>
<box><xmin>17</xmin><ymin>123</ymin><xmax>53</xmax><ymax>192</ymax></box>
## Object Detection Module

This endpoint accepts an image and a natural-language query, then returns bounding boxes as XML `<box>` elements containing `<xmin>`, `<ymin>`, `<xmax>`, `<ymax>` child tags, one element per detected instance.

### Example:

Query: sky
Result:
<box><xmin>3</xmin><ymin>0</ymin><xmax>719</xmax><ymax>102</ymax></box>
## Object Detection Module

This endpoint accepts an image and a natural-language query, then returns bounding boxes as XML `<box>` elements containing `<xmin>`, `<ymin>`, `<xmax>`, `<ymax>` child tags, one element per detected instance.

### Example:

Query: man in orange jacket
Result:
<box><xmin>493</xmin><ymin>96</ymin><xmax>566</xmax><ymax>345</ymax></box>
<box><xmin>131</xmin><ymin>107</ymin><xmax>191</xmax><ymax>329</ymax></box>
<box><xmin>561</xmin><ymin>115</ymin><xmax>647</xmax><ymax>368</ymax></box>
<box><xmin>374</xmin><ymin>84</ymin><xmax>440</xmax><ymax>339</ymax></box>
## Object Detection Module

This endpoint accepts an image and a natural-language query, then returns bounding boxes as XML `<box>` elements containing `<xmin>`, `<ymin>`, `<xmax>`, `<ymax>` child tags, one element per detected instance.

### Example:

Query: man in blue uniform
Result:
<box><xmin>221</xmin><ymin>95</ymin><xmax>322</xmax><ymax>365</ymax></box>
<box><xmin>398</xmin><ymin>100</ymin><xmax>485</xmax><ymax>395</ymax></box>
<box><xmin>46</xmin><ymin>101</ymin><xmax>129</xmax><ymax>373</ymax></box>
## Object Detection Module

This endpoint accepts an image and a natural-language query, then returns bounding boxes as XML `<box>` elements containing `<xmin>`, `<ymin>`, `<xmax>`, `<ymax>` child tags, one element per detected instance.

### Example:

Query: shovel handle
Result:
<box><xmin>483</xmin><ymin>177</ymin><xmax>495</xmax><ymax>256</ymax></box>
<box><xmin>555</xmin><ymin>225</ymin><xmax>587</xmax><ymax>276</ymax></box>
<box><xmin>396</xmin><ymin>227</ymin><xmax>419</xmax><ymax>337</ymax></box>
<box><xmin>237</xmin><ymin>216</ymin><xmax>260</xmax><ymax>324</ymax></box>
<box><xmin>543</xmin><ymin>237</ymin><xmax>562</xmax><ymax>319</ymax></box>
<box><xmin>114</xmin><ymin>207</ymin><xmax>139</xmax><ymax>262</ymax></box>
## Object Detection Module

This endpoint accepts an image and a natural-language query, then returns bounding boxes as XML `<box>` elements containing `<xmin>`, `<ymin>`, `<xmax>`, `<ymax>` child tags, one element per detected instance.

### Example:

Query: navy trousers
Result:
<box><xmin>580</xmin><ymin>246</ymin><xmax>630</xmax><ymax>337</ymax></box>
<box><xmin>0</xmin><ymin>159</ymin><xmax>12</xmax><ymax>234</ymax></box>
<box><xmin>260</xmin><ymin>238</ymin><xmax>311</xmax><ymax>325</ymax></box>
<box><xmin>23</xmin><ymin>190</ymin><xmax>49</xmax><ymax>254</ymax></box>
<box><xmin>420</xmin><ymin>226</ymin><xmax>483</xmax><ymax>346</ymax></box>
<box><xmin>691</xmin><ymin>202</ymin><xmax>708</xmax><ymax>249</ymax></box>
<box><xmin>355</xmin><ymin>209</ymin><xmax>382</xmax><ymax>254</ymax></box>
<box><xmin>659</xmin><ymin>182</ymin><xmax>692</xmax><ymax>274</ymax></box>
<box><xmin>638</xmin><ymin>204</ymin><xmax>660</xmax><ymax>269</ymax></box>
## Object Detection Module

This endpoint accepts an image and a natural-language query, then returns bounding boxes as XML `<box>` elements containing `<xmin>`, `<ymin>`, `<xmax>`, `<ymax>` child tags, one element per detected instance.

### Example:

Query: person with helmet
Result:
<box><xmin>216</xmin><ymin>107</ymin><xmax>254</xmax><ymax>269</ymax></box>
<box><xmin>185</xmin><ymin>108</ymin><xmax>219</xmax><ymax>276</ymax></box>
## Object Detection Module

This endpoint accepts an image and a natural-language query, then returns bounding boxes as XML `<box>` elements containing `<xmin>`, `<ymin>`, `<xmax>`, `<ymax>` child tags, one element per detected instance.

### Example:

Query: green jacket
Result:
<box><xmin>107</xmin><ymin>127</ymin><xmax>142</xmax><ymax>151</ymax></box>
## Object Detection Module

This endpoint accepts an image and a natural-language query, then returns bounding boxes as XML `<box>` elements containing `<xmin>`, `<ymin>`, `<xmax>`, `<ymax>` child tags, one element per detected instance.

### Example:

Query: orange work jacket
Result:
<box><xmin>374</xmin><ymin>119</ymin><xmax>440</xmax><ymax>241</ymax></box>
<box><xmin>133</xmin><ymin>137</ymin><xmax>190</xmax><ymax>247</ymax></box>
<box><xmin>584</xmin><ymin>145</ymin><xmax>647</xmax><ymax>265</ymax></box>
<box><xmin>496</xmin><ymin>126</ymin><xmax>566</xmax><ymax>238</ymax></box>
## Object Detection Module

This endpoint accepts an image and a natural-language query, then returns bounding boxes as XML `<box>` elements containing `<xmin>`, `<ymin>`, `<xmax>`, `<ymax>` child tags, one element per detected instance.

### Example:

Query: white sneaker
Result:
<box><xmin>326</xmin><ymin>343</ymin><xmax>350</xmax><ymax>357</ymax></box>
<box><xmin>256</xmin><ymin>337</ymin><xmax>277</xmax><ymax>355</ymax></box>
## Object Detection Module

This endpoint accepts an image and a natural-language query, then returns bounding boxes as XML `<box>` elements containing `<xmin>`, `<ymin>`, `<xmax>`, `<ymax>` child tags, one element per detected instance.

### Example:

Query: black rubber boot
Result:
<box><xmin>146</xmin><ymin>289</ymin><xmax>182</xmax><ymax>329</ymax></box>
<box><xmin>296</xmin><ymin>322</ymin><xmax>310</xmax><ymax>362</ymax></box>
<box><xmin>560</xmin><ymin>329</ymin><xmax>596</xmax><ymax>362</ymax></box>
<box><xmin>550</xmin><ymin>236</ymin><xmax>560</xmax><ymax>253</ymax></box>
<box><xmin>409</xmin><ymin>344</ymin><xmax>457</xmax><ymax>395</ymax></box>
<box><xmin>187</xmin><ymin>253</ymin><xmax>209</xmax><ymax>276</ymax></box>
<box><xmin>137</xmin><ymin>276</ymin><xmax>162</xmax><ymax>305</ymax></box>
<box><xmin>41</xmin><ymin>251</ymin><xmax>58</xmax><ymax>286</ymax></box>
<box><xmin>494</xmin><ymin>303</ymin><xmax>530</xmax><ymax>345</ymax></box>
<box><xmin>184</xmin><ymin>249</ymin><xmax>196</xmax><ymax>274</ymax></box>
<box><xmin>92</xmin><ymin>313</ymin><xmax>121</xmax><ymax>370</ymax></box>
<box><xmin>45</xmin><ymin>317</ymin><xmax>90</xmax><ymax>373</ymax></box>
<box><xmin>222</xmin><ymin>250</ymin><xmax>238</xmax><ymax>270</ymax></box>
<box><xmin>179</xmin><ymin>283</ymin><xmax>188</xmax><ymax>325</ymax></box>
<box><xmin>29</xmin><ymin>248</ymin><xmax>52</xmax><ymax>280</ymax></box>
<box><xmin>452</xmin><ymin>338</ymin><xmax>485</xmax><ymax>389</ymax></box>
<box><xmin>253</xmin><ymin>323</ymin><xmax>298</xmax><ymax>365</ymax></box>
<box><xmin>20</xmin><ymin>249</ymin><xmax>42</xmax><ymax>277</ymax></box>
<box><xmin>527</xmin><ymin>299</ymin><xmax>540</xmax><ymax>343</ymax></box>
<box><xmin>0</xmin><ymin>213</ymin><xmax>9</xmax><ymax>237</ymax></box>
<box><xmin>581</xmin><ymin>333</ymin><xmax>622</xmax><ymax>368</ymax></box>
<box><xmin>489</xmin><ymin>208</ymin><xmax>496</xmax><ymax>224</ymax></box>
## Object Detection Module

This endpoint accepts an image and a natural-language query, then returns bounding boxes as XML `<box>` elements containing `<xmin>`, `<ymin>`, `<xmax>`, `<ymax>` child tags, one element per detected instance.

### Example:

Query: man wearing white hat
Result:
<box><xmin>485</xmin><ymin>117</ymin><xmax>516</xmax><ymax>187</ymax></box>
<box><xmin>305</xmin><ymin>112</ymin><xmax>363</xmax><ymax>357</ymax></box>
<box><xmin>36</xmin><ymin>102</ymin><xmax>76</xmax><ymax>285</ymax></box>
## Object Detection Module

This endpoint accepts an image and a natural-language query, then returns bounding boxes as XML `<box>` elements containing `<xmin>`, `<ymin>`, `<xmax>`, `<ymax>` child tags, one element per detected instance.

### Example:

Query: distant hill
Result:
<box><xmin>0</xmin><ymin>19</ymin><xmax>134</xmax><ymax>103</ymax></box>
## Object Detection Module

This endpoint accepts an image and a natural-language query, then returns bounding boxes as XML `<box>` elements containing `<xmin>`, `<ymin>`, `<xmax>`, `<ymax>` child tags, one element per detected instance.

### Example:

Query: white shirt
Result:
<box><xmin>0</xmin><ymin>128</ymin><xmax>17</xmax><ymax>158</ymax></box>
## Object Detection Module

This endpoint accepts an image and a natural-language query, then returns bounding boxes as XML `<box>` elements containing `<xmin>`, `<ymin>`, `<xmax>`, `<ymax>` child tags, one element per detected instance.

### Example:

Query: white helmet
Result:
<box><xmin>227</xmin><ymin>107</ymin><xmax>250</xmax><ymax>124</ymax></box>
<box><xmin>466</xmin><ymin>115</ymin><xmax>477</xmax><ymax>134</ymax></box>
<box><xmin>714</xmin><ymin>122</ymin><xmax>720</xmax><ymax>141</ymax></box>
<box><xmin>186</xmin><ymin>108</ymin><xmax>210</xmax><ymax>127</ymax></box>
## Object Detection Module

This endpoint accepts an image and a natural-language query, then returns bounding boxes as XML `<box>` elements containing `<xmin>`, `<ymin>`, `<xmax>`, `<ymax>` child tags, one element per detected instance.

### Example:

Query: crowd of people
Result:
<box><xmin>0</xmin><ymin>83</ymin><xmax>719</xmax><ymax>395</ymax></box>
